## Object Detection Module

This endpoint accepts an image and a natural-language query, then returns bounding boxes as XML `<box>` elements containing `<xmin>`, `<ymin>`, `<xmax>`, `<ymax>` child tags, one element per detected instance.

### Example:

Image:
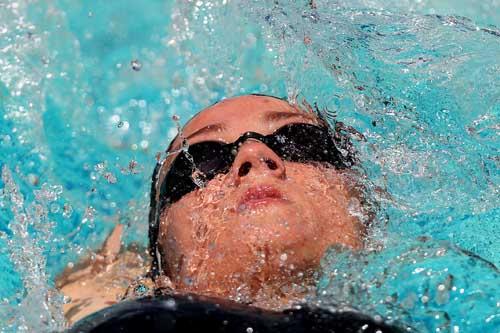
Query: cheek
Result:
<box><xmin>160</xmin><ymin>183</ymin><xmax>233</xmax><ymax>261</ymax></box>
<box><xmin>287</xmin><ymin>164</ymin><xmax>363</xmax><ymax>246</ymax></box>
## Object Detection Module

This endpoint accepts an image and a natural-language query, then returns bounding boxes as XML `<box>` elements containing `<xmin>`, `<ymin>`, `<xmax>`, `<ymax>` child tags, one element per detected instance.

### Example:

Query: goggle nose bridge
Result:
<box><xmin>233</xmin><ymin>131</ymin><xmax>269</xmax><ymax>148</ymax></box>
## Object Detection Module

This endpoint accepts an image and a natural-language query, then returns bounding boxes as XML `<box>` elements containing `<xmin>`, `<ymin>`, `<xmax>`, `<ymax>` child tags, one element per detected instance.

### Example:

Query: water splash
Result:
<box><xmin>317</xmin><ymin>237</ymin><xmax>500</xmax><ymax>331</ymax></box>
<box><xmin>243</xmin><ymin>0</ymin><xmax>499</xmax><ymax>262</ymax></box>
<box><xmin>0</xmin><ymin>166</ymin><xmax>66</xmax><ymax>332</ymax></box>
<box><xmin>0</xmin><ymin>1</ymin><xmax>498</xmax><ymax>331</ymax></box>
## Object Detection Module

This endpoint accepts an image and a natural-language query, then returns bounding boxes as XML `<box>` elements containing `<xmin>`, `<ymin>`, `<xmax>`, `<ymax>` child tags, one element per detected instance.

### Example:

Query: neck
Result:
<box><xmin>246</xmin><ymin>279</ymin><xmax>316</xmax><ymax>310</ymax></box>
<box><xmin>192</xmin><ymin>269</ymin><xmax>318</xmax><ymax>311</ymax></box>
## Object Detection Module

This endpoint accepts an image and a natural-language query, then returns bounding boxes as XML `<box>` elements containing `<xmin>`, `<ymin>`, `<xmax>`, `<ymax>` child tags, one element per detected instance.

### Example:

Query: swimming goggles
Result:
<box><xmin>154</xmin><ymin>122</ymin><xmax>353</xmax><ymax>211</ymax></box>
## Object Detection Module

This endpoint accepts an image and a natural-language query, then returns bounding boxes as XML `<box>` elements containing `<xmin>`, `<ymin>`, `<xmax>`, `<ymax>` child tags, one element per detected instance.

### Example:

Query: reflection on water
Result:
<box><xmin>0</xmin><ymin>0</ymin><xmax>498</xmax><ymax>331</ymax></box>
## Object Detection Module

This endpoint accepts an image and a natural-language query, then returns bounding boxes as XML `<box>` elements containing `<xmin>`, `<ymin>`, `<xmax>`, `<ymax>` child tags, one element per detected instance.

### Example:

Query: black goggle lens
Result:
<box><xmin>159</xmin><ymin>123</ymin><xmax>346</xmax><ymax>207</ymax></box>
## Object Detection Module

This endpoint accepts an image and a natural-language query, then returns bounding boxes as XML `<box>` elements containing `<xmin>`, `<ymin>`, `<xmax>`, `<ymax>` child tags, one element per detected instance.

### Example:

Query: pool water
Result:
<box><xmin>0</xmin><ymin>0</ymin><xmax>498</xmax><ymax>332</ymax></box>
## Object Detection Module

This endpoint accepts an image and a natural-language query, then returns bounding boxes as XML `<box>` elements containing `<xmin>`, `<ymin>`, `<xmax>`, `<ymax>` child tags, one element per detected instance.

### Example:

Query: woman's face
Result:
<box><xmin>157</xmin><ymin>95</ymin><xmax>364</xmax><ymax>301</ymax></box>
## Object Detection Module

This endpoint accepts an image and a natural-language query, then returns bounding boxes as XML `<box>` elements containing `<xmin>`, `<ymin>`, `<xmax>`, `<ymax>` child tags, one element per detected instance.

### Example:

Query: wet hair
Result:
<box><xmin>147</xmin><ymin>94</ymin><xmax>359</xmax><ymax>279</ymax></box>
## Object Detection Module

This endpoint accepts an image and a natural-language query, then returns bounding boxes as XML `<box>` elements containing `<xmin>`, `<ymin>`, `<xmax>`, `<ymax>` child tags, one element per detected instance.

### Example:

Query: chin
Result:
<box><xmin>231</xmin><ymin>209</ymin><xmax>313</xmax><ymax>246</ymax></box>
<box><xmin>236</xmin><ymin>200</ymin><xmax>290</xmax><ymax>216</ymax></box>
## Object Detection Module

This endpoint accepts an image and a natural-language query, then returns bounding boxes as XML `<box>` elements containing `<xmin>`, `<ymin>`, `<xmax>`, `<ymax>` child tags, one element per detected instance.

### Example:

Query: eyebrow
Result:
<box><xmin>183</xmin><ymin>110</ymin><xmax>314</xmax><ymax>142</ymax></box>
<box><xmin>185</xmin><ymin>123</ymin><xmax>226</xmax><ymax>140</ymax></box>
<box><xmin>264</xmin><ymin>110</ymin><xmax>316</xmax><ymax>122</ymax></box>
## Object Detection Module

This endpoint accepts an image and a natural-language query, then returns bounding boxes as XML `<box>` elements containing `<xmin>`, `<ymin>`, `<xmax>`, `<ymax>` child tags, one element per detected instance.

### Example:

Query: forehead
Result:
<box><xmin>182</xmin><ymin>95</ymin><xmax>304</xmax><ymax>134</ymax></box>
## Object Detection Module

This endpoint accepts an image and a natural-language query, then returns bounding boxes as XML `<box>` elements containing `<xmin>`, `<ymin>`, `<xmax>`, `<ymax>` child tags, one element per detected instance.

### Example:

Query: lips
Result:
<box><xmin>238</xmin><ymin>185</ymin><xmax>287</xmax><ymax>211</ymax></box>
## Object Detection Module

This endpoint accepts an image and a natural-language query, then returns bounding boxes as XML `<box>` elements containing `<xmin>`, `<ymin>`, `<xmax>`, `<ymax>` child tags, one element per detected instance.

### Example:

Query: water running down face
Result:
<box><xmin>155</xmin><ymin>95</ymin><xmax>364</xmax><ymax>306</ymax></box>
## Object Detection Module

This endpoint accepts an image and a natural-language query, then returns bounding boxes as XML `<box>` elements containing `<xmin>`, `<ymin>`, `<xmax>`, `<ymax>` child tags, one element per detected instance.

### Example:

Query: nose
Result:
<box><xmin>231</xmin><ymin>140</ymin><xmax>286</xmax><ymax>184</ymax></box>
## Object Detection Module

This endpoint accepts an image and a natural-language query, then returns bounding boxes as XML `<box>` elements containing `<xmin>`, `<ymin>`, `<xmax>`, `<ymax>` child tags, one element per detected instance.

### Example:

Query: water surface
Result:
<box><xmin>0</xmin><ymin>1</ymin><xmax>498</xmax><ymax>331</ymax></box>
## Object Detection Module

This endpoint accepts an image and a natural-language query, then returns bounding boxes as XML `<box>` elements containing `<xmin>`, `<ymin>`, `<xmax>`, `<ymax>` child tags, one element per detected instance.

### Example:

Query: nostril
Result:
<box><xmin>238</xmin><ymin>162</ymin><xmax>252</xmax><ymax>177</ymax></box>
<box><xmin>265</xmin><ymin>159</ymin><xmax>278</xmax><ymax>170</ymax></box>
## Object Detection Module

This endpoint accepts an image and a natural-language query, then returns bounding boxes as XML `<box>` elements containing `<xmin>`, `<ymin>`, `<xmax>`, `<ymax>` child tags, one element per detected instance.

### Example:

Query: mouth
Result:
<box><xmin>237</xmin><ymin>185</ymin><xmax>288</xmax><ymax>212</ymax></box>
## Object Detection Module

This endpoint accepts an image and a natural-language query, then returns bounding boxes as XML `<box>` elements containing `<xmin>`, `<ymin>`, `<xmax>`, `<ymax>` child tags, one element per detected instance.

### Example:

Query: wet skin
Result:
<box><xmin>157</xmin><ymin>95</ymin><xmax>364</xmax><ymax>308</ymax></box>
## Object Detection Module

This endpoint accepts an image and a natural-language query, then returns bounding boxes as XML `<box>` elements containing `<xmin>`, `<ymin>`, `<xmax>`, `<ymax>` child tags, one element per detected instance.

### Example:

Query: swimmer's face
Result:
<box><xmin>157</xmin><ymin>95</ymin><xmax>363</xmax><ymax>300</ymax></box>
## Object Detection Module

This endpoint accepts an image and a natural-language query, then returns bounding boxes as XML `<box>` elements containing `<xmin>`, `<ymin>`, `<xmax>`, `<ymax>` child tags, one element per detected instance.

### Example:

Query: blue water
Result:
<box><xmin>0</xmin><ymin>1</ymin><xmax>498</xmax><ymax>332</ymax></box>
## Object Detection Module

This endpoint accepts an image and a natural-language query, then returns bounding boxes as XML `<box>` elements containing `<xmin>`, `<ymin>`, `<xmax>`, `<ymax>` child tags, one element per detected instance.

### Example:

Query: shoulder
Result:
<box><xmin>57</xmin><ymin>249</ymin><xmax>151</xmax><ymax>325</ymax></box>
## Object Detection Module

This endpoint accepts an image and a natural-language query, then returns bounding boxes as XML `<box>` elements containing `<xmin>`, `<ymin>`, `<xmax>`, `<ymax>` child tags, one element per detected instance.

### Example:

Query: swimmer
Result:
<box><xmin>57</xmin><ymin>94</ymin><xmax>368</xmax><ymax>324</ymax></box>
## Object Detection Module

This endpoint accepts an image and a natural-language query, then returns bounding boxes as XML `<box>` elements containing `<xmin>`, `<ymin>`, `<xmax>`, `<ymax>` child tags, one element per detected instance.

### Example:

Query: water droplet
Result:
<box><xmin>128</xmin><ymin>160</ymin><xmax>140</xmax><ymax>174</ymax></box>
<box><xmin>165</xmin><ymin>298</ymin><xmax>176</xmax><ymax>309</ymax></box>
<box><xmin>133</xmin><ymin>284</ymin><xmax>149</xmax><ymax>296</ymax></box>
<box><xmin>191</xmin><ymin>169</ymin><xmax>207</xmax><ymax>188</ymax></box>
<box><xmin>27</xmin><ymin>173</ymin><xmax>39</xmax><ymax>186</ymax></box>
<box><xmin>50</xmin><ymin>203</ymin><xmax>60</xmax><ymax>214</ymax></box>
<box><xmin>195</xmin><ymin>76</ymin><xmax>205</xmax><ymax>85</ymax></box>
<box><xmin>82</xmin><ymin>206</ymin><xmax>96</xmax><ymax>225</ymax></box>
<box><xmin>183</xmin><ymin>277</ymin><xmax>193</xmax><ymax>286</ymax></box>
<box><xmin>63</xmin><ymin>295</ymin><xmax>72</xmax><ymax>304</ymax></box>
<box><xmin>62</xmin><ymin>203</ymin><xmax>73</xmax><ymax>218</ymax></box>
<box><xmin>95</xmin><ymin>162</ymin><xmax>106</xmax><ymax>172</ymax></box>
<box><xmin>103</xmin><ymin>172</ymin><xmax>117</xmax><ymax>184</ymax></box>
<box><xmin>131</xmin><ymin>59</ymin><xmax>142</xmax><ymax>71</ymax></box>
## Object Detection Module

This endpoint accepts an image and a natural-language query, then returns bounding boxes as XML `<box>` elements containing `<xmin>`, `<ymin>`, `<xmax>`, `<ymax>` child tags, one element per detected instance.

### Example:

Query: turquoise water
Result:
<box><xmin>0</xmin><ymin>0</ymin><xmax>498</xmax><ymax>332</ymax></box>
